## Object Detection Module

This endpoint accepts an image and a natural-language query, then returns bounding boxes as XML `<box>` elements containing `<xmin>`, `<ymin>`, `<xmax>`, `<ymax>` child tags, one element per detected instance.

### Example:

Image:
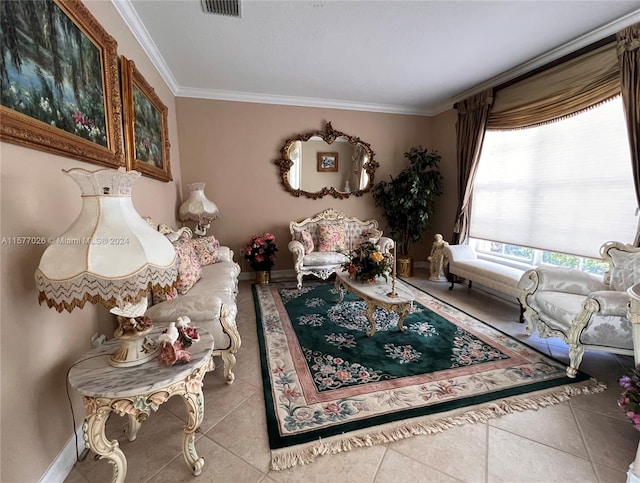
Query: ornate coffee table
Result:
<box><xmin>68</xmin><ymin>326</ymin><xmax>213</xmax><ymax>483</ymax></box>
<box><xmin>335</xmin><ymin>271</ymin><xmax>415</xmax><ymax>336</ymax></box>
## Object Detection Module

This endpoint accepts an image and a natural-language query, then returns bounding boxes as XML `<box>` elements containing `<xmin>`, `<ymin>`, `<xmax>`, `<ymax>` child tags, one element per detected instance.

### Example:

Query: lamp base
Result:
<box><xmin>109</xmin><ymin>323</ymin><xmax>160</xmax><ymax>368</ymax></box>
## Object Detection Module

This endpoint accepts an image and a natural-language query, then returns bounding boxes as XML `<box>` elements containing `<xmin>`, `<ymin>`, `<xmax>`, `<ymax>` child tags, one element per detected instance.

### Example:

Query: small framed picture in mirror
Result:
<box><xmin>317</xmin><ymin>152</ymin><xmax>339</xmax><ymax>172</ymax></box>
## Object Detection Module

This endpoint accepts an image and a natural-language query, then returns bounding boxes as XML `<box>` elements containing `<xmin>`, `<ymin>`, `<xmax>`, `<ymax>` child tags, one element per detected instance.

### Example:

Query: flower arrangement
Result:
<box><xmin>244</xmin><ymin>232</ymin><xmax>278</xmax><ymax>271</ymax></box>
<box><xmin>618</xmin><ymin>365</ymin><xmax>640</xmax><ymax>431</ymax></box>
<box><xmin>341</xmin><ymin>240</ymin><xmax>392</xmax><ymax>283</ymax></box>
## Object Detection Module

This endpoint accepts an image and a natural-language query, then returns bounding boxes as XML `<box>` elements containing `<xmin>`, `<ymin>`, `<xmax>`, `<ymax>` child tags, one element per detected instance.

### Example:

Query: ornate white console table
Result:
<box><xmin>68</xmin><ymin>326</ymin><xmax>213</xmax><ymax>483</ymax></box>
<box><xmin>335</xmin><ymin>271</ymin><xmax>415</xmax><ymax>336</ymax></box>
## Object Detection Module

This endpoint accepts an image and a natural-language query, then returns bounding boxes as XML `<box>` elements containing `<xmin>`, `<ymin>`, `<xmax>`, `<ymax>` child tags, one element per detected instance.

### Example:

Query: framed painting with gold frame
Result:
<box><xmin>0</xmin><ymin>0</ymin><xmax>124</xmax><ymax>168</ymax></box>
<box><xmin>317</xmin><ymin>152</ymin><xmax>339</xmax><ymax>172</ymax></box>
<box><xmin>120</xmin><ymin>56</ymin><xmax>171</xmax><ymax>182</ymax></box>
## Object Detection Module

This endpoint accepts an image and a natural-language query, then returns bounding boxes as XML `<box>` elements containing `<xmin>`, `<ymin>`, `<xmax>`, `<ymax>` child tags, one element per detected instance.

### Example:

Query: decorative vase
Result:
<box><xmin>255</xmin><ymin>270</ymin><xmax>270</xmax><ymax>284</ymax></box>
<box><xmin>396</xmin><ymin>255</ymin><xmax>413</xmax><ymax>278</ymax></box>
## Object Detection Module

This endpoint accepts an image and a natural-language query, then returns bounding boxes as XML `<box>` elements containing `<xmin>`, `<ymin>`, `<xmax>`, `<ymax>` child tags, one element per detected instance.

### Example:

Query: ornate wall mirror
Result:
<box><xmin>274</xmin><ymin>122</ymin><xmax>379</xmax><ymax>199</ymax></box>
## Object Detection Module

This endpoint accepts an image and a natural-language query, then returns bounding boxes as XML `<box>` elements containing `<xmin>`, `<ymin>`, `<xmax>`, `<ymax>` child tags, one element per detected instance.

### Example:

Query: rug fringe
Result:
<box><xmin>270</xmin><ymin>378</ymin><xmax>606</xmax><ymax>470</ymax></box>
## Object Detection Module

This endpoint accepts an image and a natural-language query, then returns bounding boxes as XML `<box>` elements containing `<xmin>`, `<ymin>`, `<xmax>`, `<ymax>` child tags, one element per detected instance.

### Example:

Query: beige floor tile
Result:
<box><xmin>488</xmin><ymin>402</ymin><xmax>589</xmax><ymax>458</ymax></box>
<box><xmin>63</xmin><ymin>468</ymin><xmax>89</xmax><ymax>483</ymax></box>
<box><xmin>593</xmin><ymin>462</ymin><xmax>629</xmax><ymax>483</ymax></box>
<box><xmin>145</xmin><ymin>436</ymin><xmax>265</xmax><ymax>483</ymax></box>
<box><xmin>266</xmin><ymin>444</ymin><xmax>387</xmax><ymax>483</ymax></box>
<box><xmin>569</xmin><ymin>384</ymin><xmax>629</xmax><ymax>422</ymax></box>
<box><xmin>573</xmin><ymin>407</ymin><xmax>639</xmax><ymax>471</ymax></box>
<box><xmin>163</xmin><ymin>368</ymin><xmax>258</xmax><ymax>434</ymax></box>
<box><xmin>375</xmin><ymin>448</ymin><xmax>461</xmax><ymax>482</ymax></box>
<box><xmin>73</xmin><ymin>409</ymin><xmax>190</xmax><ymax>482</ymax></box>
<box><xmin>390</xmin><ymin>422</ymin><xmax>487</xmax><ymax>482</ymax></box>
<box><xmin>205</xmin><ymin>393</ymin><xmax>272</xmax><ymax>473</ymax></box>
<box><xmin>487</xmin><ymin>426</ymin><xmax>598</xmax><ymax>482</ymax></box>
<box><xmin>232</xmin><ymin>337</ymin><xmax>266</xmax><ymax>389</ymax></box>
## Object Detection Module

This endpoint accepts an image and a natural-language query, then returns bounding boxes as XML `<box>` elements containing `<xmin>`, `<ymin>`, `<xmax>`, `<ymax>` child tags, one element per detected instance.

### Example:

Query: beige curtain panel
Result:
<box><xmin>617</xmin><ymin>23</ymin><xmax>640</xmax><ymax>245</ymax></box>
<box><xmin>488</xmin><ymin>42</ymin><xmax>620</xmax><ymax>129</ymax></box>
<box><xmin>453</xmin><ymin>89</ymin><xmax>493</xmax><ymax>244</ymax></box>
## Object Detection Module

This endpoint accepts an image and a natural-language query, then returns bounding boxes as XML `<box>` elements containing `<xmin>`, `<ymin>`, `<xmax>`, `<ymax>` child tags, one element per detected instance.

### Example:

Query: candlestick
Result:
<box><xmin>387</xmin><ymin>242</ymin><xmax>398</xmax><ymax>298</ymax></box>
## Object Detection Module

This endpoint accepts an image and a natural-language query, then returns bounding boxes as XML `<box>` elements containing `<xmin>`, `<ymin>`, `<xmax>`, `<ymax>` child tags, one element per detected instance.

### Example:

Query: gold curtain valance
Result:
<box><xmin>488</xmin><ymin>42</ymin><xmax>620</xmax><ymax>130</ymax></box>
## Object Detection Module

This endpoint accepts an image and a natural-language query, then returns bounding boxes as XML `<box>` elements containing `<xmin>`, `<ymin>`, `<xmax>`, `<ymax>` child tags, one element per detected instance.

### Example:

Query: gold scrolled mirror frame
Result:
<box><xmin>274</xmin><ymin>122</ymin><xmax>379</xmax><ymax>199</ymax></box>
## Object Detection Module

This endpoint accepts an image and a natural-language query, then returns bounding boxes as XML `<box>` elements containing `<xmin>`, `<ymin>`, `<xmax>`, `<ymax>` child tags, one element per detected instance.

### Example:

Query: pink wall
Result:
<box><xmin>0</xmin><ymin>3</ymin><xmax>460</xmax><ymax>480</ymax></box>
<box><xmin>0</xmin><ymin>2</ymin><xmax>183</xmax><ymax>481</ymax></box>
<box><xmin>175</xmin><ymin>99</ymin><xmax>458</xmax><ymax>272</ymax></box>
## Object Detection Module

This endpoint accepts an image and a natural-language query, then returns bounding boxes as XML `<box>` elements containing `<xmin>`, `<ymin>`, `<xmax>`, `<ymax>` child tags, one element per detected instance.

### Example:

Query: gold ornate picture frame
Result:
<box><xmin>0</xmin><ymin>0</ymin><xmax>124</xmax><ymax>168</ymax></box>
<box><xmin>317</xmin><ymin>152</ymin><xmax>339</xmax><ymax>172</ymax></box>
<box><xmin>121</xmin><ymin>56</ymin><xmax>172</xmax><ymax>182</ymax></box>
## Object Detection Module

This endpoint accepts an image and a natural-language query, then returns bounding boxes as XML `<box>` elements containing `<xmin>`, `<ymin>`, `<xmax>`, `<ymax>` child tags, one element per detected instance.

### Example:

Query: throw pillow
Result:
<box><xmin>356</xmin><ymin>228</ymin><xmax>383</xmax><ymax>248</ymax></box>
<box><xmin>191</xmin><ymin>235</ymin><xmax>221</xmax><ymax>266</ymax></box>
<box><xmin>317</xmin><ymin>223</ymin><xmax>347</xmax><ymax>252</ymax></box>
<box><xmin>297</xmin><ymin>229</ymin><xmax>314</xmax><ymax>254</ymax></box>
<box><xmin>172</xmin><ymin>238</ymin><xmax>202</xmax><ymax>294</ymax></box>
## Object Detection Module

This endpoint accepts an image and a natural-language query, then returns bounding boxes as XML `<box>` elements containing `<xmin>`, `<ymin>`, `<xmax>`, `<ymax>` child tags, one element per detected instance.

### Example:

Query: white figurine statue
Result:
<box><xmin>428</xmin><ymin>233</ymin><xmax>449</xmax><ymax>282</ymax></box>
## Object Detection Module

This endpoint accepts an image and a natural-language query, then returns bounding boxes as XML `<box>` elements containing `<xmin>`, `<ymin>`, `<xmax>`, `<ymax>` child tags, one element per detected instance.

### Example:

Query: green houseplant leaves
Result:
<box><xmin>372</xmin><ymin>146</ymin><xmax>444</xmax><ymax>255</ymax></box>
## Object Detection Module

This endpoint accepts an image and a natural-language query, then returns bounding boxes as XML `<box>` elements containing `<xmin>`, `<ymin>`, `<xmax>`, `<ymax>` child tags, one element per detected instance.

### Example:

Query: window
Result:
<box><xmin>470</xmin><ymin>96</ymin><xmax>637</xmax><ymax>259</ymax></box>
<box><xmin>470</xmin><ymin>238</ymin><xmax>609</xmax><ymax>276</ymax></box>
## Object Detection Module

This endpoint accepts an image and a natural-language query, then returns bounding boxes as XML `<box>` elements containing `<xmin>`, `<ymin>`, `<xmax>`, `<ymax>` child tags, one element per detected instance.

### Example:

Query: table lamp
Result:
<box><xmin>178</xmin><ymin>182</ymin><xmax>219</xmax><ymax>236</ymax></box>
<box><xmin>35</xmin><ymin>167</ymin><xmax>178</xmax><ymax>367</ymax></box>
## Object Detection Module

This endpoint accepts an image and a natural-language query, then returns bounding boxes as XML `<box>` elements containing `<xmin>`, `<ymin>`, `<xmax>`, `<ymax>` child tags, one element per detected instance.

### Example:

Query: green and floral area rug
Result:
<box><xmin>253</xmin><ymin>280</ymin><xmax>605</xmax><ymax>470</ymax></box>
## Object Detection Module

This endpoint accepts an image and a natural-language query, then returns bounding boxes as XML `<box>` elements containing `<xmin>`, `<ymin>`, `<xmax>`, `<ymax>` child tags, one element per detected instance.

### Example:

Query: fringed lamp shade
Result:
<box><xmin>34</xmin><ymin>167</ymin><xmax>178</xmax><ymax>367</ymax></box>
<box><xmin>178</xmin><ymin>182</ymin><xmax>219</xmax><ymax>236</ymax></box>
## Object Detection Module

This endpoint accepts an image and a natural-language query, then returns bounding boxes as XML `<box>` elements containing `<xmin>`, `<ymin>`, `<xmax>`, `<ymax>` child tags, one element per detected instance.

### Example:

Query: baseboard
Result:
<box><xmin>238</xmin><ymin>268</ymin><xmax>296</xmax><ymax>281</ymax></box>
<box><xmin>239</xmin><ymin>265</ymin><xmax>429</xmax><ymax>282</ymax></box>
<box><xmin>39</xmin><ymin>425</ymin><xmax>85</xmax><ymax>483</ymax></box>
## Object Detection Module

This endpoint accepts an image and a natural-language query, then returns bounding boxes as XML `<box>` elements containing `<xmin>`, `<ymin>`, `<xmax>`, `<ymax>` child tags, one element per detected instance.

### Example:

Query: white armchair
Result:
<box><xmin>520</xmin><ymin>241</ymin><xmax>640</xmax><ymax>377</ymax></box>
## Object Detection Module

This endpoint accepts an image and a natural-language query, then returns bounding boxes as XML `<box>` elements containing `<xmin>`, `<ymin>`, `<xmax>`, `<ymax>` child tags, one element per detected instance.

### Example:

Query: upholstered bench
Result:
<box><xmin>288</xmin><ymin>208</ymin><xmax>394</xmax><ymax>289</ymax></box>
<box><xmin>443</xmin><ymin>244</ymin><xmax>526</xmax><ymax>320</ymax></box>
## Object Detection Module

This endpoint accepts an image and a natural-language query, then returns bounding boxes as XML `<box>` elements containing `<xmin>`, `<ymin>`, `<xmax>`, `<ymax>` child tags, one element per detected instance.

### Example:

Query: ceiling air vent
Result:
<box><xmin>201</xmin><ymin>0</ymin><xmax>240</xmax><ymax>17</ymax></box>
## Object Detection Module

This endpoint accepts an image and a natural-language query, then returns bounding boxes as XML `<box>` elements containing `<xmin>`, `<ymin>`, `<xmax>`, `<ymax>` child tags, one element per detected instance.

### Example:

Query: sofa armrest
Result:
<box><xmin>146</xmin><ymin>294</ymin><xmax>225</xmax><ymax>323</ymax></box>
<box><xmin>289</xmin><ymin>239</ymin><xmax>304</xmax><ymax>257</ymax></box>
<box><xmin>378</xmin><ymin>236</ymin><xmax>394</xmax><ymax>254</ymax></box>
<box><xmin>444</xmin><ymin>245</ymin><xmax>478</xmax><ymax>263</ymax></box>
<box><xmin>588</xmin><ymin>290</ymin><xmax>629</xmax><ymax>317</ymax></box>
<box><xmin>217</xmin><ymin>246</ymin><xmax>233</xmax><ymax>263</ymax></box>
<box><xmin>523</xmin><ymin>267</ymin><xmax>607</xmax><ymax>296</ymax></box>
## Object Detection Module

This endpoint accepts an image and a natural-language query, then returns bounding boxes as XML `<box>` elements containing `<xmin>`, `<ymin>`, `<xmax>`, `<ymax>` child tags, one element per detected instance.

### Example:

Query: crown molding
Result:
<box><xmin>111</xmin><ymin>0</ymin><xmax>179</xmax><ymax>94</ymax></box>
<box><xmin>114</xmin><ymin>1</ymin><xmax>639</xmax><ymax>118</ymax></box>
<box><xmin>176</xmin><ymin>86</ymin><xmax>433</xmax><ymax>116</ymax></box>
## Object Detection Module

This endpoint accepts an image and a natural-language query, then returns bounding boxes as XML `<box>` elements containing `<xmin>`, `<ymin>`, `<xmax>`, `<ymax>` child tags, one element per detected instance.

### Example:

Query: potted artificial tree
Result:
<box><xmin>371</xmin><ymin>146</ymin><xmax>444</xmax><ymax>277</ymax></box>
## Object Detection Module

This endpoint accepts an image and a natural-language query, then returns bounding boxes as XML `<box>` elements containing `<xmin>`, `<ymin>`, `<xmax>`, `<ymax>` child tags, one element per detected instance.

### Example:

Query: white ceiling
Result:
<box><xmin>115</xmin><ymin>0</ymin><xmax>640</xmax><ymax>116</ymax></box>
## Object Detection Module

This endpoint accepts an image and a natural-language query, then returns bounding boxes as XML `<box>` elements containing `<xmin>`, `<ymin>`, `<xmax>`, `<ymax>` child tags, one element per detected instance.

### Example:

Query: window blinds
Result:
<box><xmin>470</xmin><ymin>97</ymin><xmax>637</xmax><ymax>259</ymax></box>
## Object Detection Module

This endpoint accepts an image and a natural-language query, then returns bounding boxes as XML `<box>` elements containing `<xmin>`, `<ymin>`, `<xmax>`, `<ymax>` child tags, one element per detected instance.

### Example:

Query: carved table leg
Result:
<box><xmin>221</xmin><ymin>350</ymin><xmax>236</xmax><ymax>384</ymax></box>
<box><xmin>365</xmin><ymin>302</ymin><xmax>377</xmax><ymax>336</ymax></box>
<box><xmin>126</xmin><ymin>414</ymin><xmax>141</xmax><ymax>442</ymax></box>
<box><xmin>336</xmin><ymin>279</ymin><xmax>346</xmax><ymax>303</ymax></box>
<box><xmin>181</xmin><ymin>380</ymin><xmax>206</xmax><ymax>475</ymax></box>
<box><xmin>396</xmin><ymin>304</ymin><xmax>410</xmax><ymax>333</ymax></box>
<box><xmin>83</xmin><ymin>402</ymin><xmax>127</xmax><ymax>483</ymax></box>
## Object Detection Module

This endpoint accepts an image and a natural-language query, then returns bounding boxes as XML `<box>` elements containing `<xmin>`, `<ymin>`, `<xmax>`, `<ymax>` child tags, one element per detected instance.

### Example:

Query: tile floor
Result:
<box><xmin>66</xmin><ymin>273</ymin><xmax>640</xmax><ymax>483</ymax></box>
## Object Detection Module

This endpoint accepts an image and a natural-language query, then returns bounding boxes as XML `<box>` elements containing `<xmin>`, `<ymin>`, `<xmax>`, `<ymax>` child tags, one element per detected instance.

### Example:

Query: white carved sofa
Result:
<box><xmin>143</xmin><ymin>221</ymin><xmax>241</xmax><ymax>384</ymax></box>
<box><xmin>289</xmin><ymin>208</ymin><xmax>394</xmax><ymax>289</ymax></box>
<box><xmin>520</xmin><ymin>241</ymin><xmax>640</xmax><ymax>377</ymax></box>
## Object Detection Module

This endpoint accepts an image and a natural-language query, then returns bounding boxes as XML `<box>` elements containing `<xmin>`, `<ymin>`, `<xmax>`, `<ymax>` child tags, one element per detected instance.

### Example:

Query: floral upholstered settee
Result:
<box><xmin>143</xmin><ymin>219</ymin><xmax>241</xmax><ymax>384</ymax></box>
<box><xmin>288</xmin><ymin>208</ymin><xmax>394</xmax><ymax>289</ymax></box>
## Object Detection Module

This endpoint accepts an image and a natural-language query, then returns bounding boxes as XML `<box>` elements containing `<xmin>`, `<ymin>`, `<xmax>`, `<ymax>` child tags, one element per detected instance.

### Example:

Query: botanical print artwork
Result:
<box><xmin>121</xmin><ymin>55</ymin><xmax>170</xmax><ymax>181</ymax></box>
<box><xmin>0</xmin><ymin>1</ymin><xmax>107</xmax><ymax>146</ymax></box>
<box><xmin>132</xmin><ymin>84</ymin><xmax>163</xmax><ymax>168</ymax></box>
